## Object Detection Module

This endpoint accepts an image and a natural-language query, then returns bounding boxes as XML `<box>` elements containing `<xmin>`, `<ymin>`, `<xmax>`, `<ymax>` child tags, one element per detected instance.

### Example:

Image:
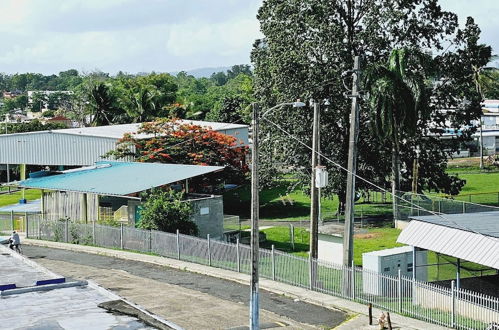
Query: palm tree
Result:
<box><xmin>87</xmin><ymin>82</ymin><xmax>117</xmax><ymax>126</ymax></box>
<box><xmin>364</xmin><ymin>48</ymin><xmax>431</xmax><ymax>221</ymax></box>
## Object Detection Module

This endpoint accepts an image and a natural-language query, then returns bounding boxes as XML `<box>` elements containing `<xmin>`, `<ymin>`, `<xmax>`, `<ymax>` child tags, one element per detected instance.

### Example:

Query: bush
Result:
<box><xmin>138</xmin><ymin>189</ymin><xmax>198</xmax><ymax>236</ymax></box>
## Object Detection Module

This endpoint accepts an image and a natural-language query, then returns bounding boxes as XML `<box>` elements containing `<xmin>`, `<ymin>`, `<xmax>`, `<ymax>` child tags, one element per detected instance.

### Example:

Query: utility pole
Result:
<box><xmin>250</xmin><ymin>103</ymin><xmax>260</xmax><ymax>330</ymax></box>
<box><xmin>4</xmin><ymin>114</ymin><xmax>10</xmax><ymax>193</ymax></box>
<box><xmin>343</xmin><ymin>56</ymin><xmax>362</xmax><ymax>267</ymax></box>
<box><xmin>309</xmin><ymin>100</ymin><xmax>320</xmax><ymax>259</ymax></box>
<box><xmin>479</xmin><ymin>119</ymin><xmax>484</xmax><ymax>170</ymax></box>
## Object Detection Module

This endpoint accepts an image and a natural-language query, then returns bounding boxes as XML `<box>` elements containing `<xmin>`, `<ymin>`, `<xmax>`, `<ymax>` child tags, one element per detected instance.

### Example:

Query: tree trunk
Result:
<box><xmin>392</xmin><ymin>146</ymin><xmax>401</xmax><ymax>225</ymax></box>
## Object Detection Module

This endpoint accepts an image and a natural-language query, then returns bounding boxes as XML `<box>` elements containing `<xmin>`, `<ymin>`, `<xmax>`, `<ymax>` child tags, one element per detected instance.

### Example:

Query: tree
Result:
<box><xmin>138</xmin><ymin>189</ymin><xmax>198</xmax><ymax>235</ymax></box>
<box><xmin>85</xmin><ymin>82</ymin><xmax>119</xmax><ymax>126</ymax></box>
<box><xmin>252</xmin><ymin>0</ymin><xmax>490</xmax><ymax>214</ymax></box>
<box><xmin>110</xmin><ymin>118</ymin><xmax>249</xmax><ymax>185</ymax></box>
<box><xmin>364</xmin><ymin>48</ymin><xmax>432</xmax><ymax>217</ymax></box>
<box><xmin>30</xmin><ymin>92</ymin><xmax>47</xmax><ymax>112</ymax></box>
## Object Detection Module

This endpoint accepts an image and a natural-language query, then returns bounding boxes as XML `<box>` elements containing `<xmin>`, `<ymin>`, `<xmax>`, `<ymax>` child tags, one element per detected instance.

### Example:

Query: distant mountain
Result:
<box><xmin>170</xmin><ymin>66</ymin><xmax>232</xmax><ymax>78</ymax></box>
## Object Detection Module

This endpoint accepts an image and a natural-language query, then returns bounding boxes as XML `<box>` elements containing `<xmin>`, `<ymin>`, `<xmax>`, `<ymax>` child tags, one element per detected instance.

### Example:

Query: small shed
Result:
<box><xmin>8</xmin><ymin>161</ymin><xmax>226</xmax><ymax>239</ymax></box>
<box><xmin>318</xmin><ymin>224</ymin><xmax>344</xmax><ymax>265</ymax></box>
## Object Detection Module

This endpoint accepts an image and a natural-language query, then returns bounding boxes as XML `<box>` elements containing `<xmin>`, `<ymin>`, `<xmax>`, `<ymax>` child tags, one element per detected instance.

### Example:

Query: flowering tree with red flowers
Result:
<box><xmin>109</xmin><ymin>119</ymin><xmax>249</xmax><ymax>188</ymax></box>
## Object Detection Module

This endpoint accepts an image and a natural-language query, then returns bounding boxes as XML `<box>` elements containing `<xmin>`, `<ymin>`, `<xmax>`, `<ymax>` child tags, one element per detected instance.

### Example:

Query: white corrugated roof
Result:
<box><xmin>53</xmin><ymin>120</ymin><xmax>248</xmax><ymax>139</ymax></box>
<box><xmin>397</xmin><ymin>220</ymin><xmax>499</xmax><ymax>269</ymax></box>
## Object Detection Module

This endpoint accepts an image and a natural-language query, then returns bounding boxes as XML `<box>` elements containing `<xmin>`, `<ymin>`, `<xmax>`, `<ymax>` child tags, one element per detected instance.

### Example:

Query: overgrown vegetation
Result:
<box><xmin>138</xmin><ymin>189</ymin><xmax>198</xmax><ymax>236</ymax></box>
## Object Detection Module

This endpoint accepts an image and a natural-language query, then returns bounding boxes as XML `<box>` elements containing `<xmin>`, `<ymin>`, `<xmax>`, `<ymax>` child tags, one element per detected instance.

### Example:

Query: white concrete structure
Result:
<box><xmin>317</xmin><ymin>224</ymin><xmax>344</xmax><ymax>265</ymax></box>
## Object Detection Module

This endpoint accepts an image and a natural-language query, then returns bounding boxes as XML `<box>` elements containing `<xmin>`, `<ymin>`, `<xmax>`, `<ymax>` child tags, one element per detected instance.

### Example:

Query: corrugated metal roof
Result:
<box><xmin>13</xmin><ymin>161</ymin><xmax>223</xmax><ymax>196</ymax></box>
<box><xmin>0</xmin><ymin>121</ymin><xmax>249</xmax><ymax>166</ymax></box>
<box><xmin>397</xmin><ymin>219</ymin><xmax>499</xmax><ymax>269</ymax></box>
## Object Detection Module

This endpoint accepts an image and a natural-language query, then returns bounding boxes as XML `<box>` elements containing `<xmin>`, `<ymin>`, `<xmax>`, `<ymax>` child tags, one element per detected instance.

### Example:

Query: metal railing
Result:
<box><xmin>25</xmin><ymin>217</ymin><xmax>499</xmax><ymax>330</ymax></box>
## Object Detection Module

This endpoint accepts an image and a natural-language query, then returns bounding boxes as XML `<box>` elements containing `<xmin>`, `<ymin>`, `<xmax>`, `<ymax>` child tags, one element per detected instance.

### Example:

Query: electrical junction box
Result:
<box><xmin>362</xmin><ymin>246</ymin><xmax>427</xmax><ymax>296</ymax></box>
<box><xmin>315</xmin><ymin>166</ymin><xmax>328</xmax><ymax>188</ymax></box>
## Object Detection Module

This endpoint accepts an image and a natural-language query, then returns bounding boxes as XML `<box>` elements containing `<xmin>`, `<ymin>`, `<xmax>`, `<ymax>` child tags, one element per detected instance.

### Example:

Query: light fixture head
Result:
<box><xmin>292</xmin><ymin>101</ymin><xmax>306</xmax><ymax>108</ymax></box>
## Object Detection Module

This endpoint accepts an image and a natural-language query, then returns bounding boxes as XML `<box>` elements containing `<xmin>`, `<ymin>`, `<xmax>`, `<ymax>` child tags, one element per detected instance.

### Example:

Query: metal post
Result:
<box><xmin>309</xmin><ymin>100</ymin><xmax>320</xmax><ymax>259</ymax></box>
<box><xmin>176</xmin><ymin>229</ymin><xmax>180</xmax><ymax>260</ymax></box>
<box><xmin>412</xmin><ymin>246</ymin><xmax>417</xmax><ymax>281</ymax></box>
<box><xmin>479</xmin><ymin>120</ymin><xmax>484</xmax><ymax>170</ymax></box>
<box><xmin>250</xmin><ymin>103</ymin><xmax>260</xmax><ymax>330</ymax></box>
<box><xmin>25</xmin><ymin>213</ymin><xmax>29</xmax><ymax>238</ymax></box>
<box><xmin>92</xmin><ymin>220</ymin><xmax>96</xmax><ymax>245</ymax></box>
<box><xmin>120</xmin><ymin>223</ymin><xmax>124</xmax><ymax>249</ymax></box>
<box><xmin>308</xmin><ymin>255</ymin><xmax>313</xmax><ymax>290</ymax></box>
<box><xmin>451</xmin><ymin>280</ymin><xmax>456</xmax><ymax>328</ymax></box>
<box><xmin>398</xmin><ymin>269</ymin><xmax>402</xmax><ymax>313</ymax></box>
<box><xmin>38</xmin><ymin>215</ymin><xmax>41</xmax><ymax>239</ymax></box>
<box><xmin>149</xmin><ymin>230</ymin><xmax>152</xmax><ymax>252</ymax></box>
<box><xmin>289</xmin><ymin>224</ymin><xmax>295</xmax><ymax>251</ymax></box>
<box><xmin>236</xmin><ymin>238</ymin><xmax>241</xmax><ymax>273</ymax></box>
<box><xmin>351</xmin><ymin>260</ymin><xmax>356</xmax><ymax>300</ymax></box>
<box><xmin>456</xmin><ymin>258</ymin><xmax>461</xmax><ymax>289</ymax></box>
<box><xmin>65</xmin><ymin>219</ymin><xmax>69</xmax><ymax>243</ymax></box>
<box><xmin>207</xmin><ymin>234</ymin><xmax>212</xmax><ymax>266</ymax></box>
<box><xmin>462</xmin><ymin>201</ymin><xmax>466</xmax><ymax>214</ymax></box>
<box><xmin>343</xmin><ymin>56</ymin><xmax>361</xmax><ymax>267</ymax></box>
<box><xmin>271</xmin><ymin>245</ymin><xmax>276</xmax><ymax>281</ymax></box>
<box><xmin>10</xmin><ymin>210</ymin><xmax>14</xmax><ymax>231</ymax></box>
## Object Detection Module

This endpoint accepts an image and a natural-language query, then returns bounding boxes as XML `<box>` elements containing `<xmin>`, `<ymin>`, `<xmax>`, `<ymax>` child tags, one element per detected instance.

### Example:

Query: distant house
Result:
<box><xmin>46</xmin><ymin>115</ymin><xmax>72</xmax><ymax>127</ymax></box>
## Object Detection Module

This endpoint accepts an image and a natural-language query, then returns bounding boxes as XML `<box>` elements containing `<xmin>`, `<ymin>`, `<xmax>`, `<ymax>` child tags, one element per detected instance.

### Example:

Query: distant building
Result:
<box><xmin>46</xmin><ymin>115</ymin><xmax>72</xmax><ymax>127</ymax></box>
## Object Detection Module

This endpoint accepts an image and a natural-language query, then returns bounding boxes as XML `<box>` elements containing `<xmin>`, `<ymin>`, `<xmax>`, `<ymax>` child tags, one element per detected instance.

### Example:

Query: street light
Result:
<box><xmin>250</xmin><ymin>100</ymin><xmax>305</xmax><ymax>330</ymax></box>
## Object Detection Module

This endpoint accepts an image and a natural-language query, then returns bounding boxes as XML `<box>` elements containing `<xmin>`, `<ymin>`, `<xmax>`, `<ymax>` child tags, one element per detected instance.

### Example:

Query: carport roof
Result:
<box><xmin>397</xmin><ymin>212</ymin><xmax>499</xmax><ymax>269</ymax></box>
<box><xmin>11</xmin><ymin>161</ymin><xmax>223</xmax><ymax>197</ymax></box>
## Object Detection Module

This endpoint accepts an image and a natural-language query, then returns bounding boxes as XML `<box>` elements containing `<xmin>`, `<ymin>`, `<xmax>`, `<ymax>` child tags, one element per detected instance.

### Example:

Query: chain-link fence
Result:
<box><xmin>26</xmin><ymin>217</ymin><xmax>499</xmax><ymax>329</ymax></box>
<box><xmin>396</xmin><ymin>192</ymin><xmax>499</xmax><ymax>221</ymax></box>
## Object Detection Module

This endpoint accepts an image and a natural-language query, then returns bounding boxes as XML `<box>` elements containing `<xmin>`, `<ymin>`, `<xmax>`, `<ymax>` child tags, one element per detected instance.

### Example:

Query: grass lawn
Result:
<box><xmin>224</xmin><ymin>180</ymin><xmax>392</xmax><ymax>221</ymax></box>
<box><xmin>0</xmin><ymin>189</ymin><xmax>41</xmax><ymax>207</ymax></box>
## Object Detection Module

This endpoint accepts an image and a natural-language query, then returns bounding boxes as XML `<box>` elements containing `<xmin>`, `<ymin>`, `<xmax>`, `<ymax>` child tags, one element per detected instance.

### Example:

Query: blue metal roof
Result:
<box><xmin>14</xmin><ymin>161</ymin><xmax>223</xmax><ymax>196</ymax></box>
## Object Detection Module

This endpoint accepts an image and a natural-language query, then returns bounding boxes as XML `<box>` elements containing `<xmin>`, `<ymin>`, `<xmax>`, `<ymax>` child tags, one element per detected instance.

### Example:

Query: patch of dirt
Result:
<box><xmin>354</xmin><ymin>232</ymin><xmax>382</xmax><ymax>239</ymax></box>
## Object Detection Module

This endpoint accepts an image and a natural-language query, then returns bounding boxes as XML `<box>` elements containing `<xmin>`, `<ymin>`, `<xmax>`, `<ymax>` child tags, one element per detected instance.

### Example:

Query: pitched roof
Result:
<box><xmin>14</xmin><ymin>161</ymin><xmax>223</xmax><ymax>196</ymax></box>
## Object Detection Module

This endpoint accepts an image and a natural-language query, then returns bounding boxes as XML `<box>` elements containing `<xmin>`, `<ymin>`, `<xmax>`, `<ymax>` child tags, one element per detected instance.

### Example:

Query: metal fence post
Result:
<box><xmin>92</xmin><ymin>220</ymin><xmax>96</xmax><ymax>245</ymax></box>
<box><xmin>65</xmin><ymin>219</ymin><xmax>69</xmax><ymax>243</ymax></box>
<box><xmin>236</xmin><ymin>238</ymin><xmax>241</xmax><ymax>273</ymax></box>
<box><xmin>451</xmin><ymin>280</ymin><xmax>456</xmax><ymax>328</ymax></box>
<box><xmin>37</xmin><ymin>215</ymin><xmax>41</xmax><ymax>239</ymax></box>
<box><xmin>120</xmin><ymin>223</ymin><xmax>124</xmax><ymax>249</ymax></box>
<box><xmin>10</xmin><ymin>210</ymin><xmax>14</xmax><ymax>231</ymax></box>
<box><xmin>351</xmin><ymin>260</ymin><xmax>356</xmax><ymax>300</ymax></box>
<box><xmin>462</xmin><ymin>201</ymin><xmax>465</xmax><ymax>214</ymax></box>
<box><xmin>176</xmin><ymin>229</ymin><xmax>180</xmax><ymax>260</ymax></box>
<box><xmin>25</xmin><ymin>214</ymin><xmax>29</xmax><ymax>238</ymax></box>
<box><xmin>149</xmin><ymin>230</ymin><xmax>152</xmax><ymax>252</ymax></box>
<box><xmin>271</xmin><ymin>245</ymin><xmax>276</xmax><ymax>281</ymax></box>
<box><xmin>308</xmin><ymin>256</ymin><xmax>313</xmax><ymax>290</ymax></box>
<box><xmin>398</xmin><ymin>269</ymin><xmax>402</xmax><ymax>313</ymax></box>
<box><xmin>207</xmin><ymin>234</ymin><xmax>212</xmax><ymax>266</ymax></box>
<box><xmin>289</xmin><ymin>224</ymin><xmax>295</xmax><ymax>251</ymax></box>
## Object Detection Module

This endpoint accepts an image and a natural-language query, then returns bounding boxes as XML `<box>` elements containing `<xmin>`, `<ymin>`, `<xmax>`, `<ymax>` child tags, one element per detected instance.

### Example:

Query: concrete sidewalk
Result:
<box><xmin>23</xmin><ymin>238</ymin><xmax>450</xmax><ymax>330</ymax></box>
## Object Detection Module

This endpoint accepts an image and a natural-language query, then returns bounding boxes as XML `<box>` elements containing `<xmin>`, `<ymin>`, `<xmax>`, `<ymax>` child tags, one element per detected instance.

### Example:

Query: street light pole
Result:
<box><xmin>479</xmin><ymin>119</ymin><xmax>484</xmax><ymax>170</ymax></box>
<box><xmin>309</xmin><ymin>100</ymin><xmax>320</xmax><ymax>259</ymax></box>
<box><xmin>250</xmin><ymin>103</ymin><xmax>260</xmax><ymax>330</ymax></box>
<box><xmin>4</xmin><ymin>114</ymin><xmax>10</xmax><ymax>193</ymax></box>
<box><xmin>249</xmin><ymin>101</ymin><xmax>305</xmax><ymax>329</ymax></box>
<box><xmin>343</xmin><ymin>56</ymin><xmax>362</xmax><ymax>267</ymax></box>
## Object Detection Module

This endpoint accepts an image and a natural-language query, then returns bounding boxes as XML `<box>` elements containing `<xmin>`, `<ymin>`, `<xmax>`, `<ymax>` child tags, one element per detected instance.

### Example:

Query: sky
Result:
<box><xmin>0</xmin><ymin>0</ymin><xmax>497</xmax><ymax>75</ymax></box>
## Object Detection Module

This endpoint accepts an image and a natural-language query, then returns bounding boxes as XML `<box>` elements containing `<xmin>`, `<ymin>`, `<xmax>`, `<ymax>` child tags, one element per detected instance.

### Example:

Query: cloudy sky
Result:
<box><xmin>0</xmin><ymin>0</ymin><xmax>497</xmax><ymax>75</ymax></box>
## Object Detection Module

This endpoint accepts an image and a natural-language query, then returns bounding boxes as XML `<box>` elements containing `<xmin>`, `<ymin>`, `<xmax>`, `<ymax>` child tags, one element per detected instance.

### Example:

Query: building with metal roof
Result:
<box><xmin>6</xmin><ymin>161</ymin><xmax>226</xmax><ymax>239</ymax></box>
<box><xmin>0</xmin><ymin>120</ymin><xmax>249</xmax><ymax>166</ymax></box>
<box><xmin>397</xmin><ymin>212</ymin><xmax>499</xmax><ymax>274</ymax></box>
<box><xmin>15</xmin><ymin>161</ymin><xmax>223</xmax><ymax>197</ymax></box>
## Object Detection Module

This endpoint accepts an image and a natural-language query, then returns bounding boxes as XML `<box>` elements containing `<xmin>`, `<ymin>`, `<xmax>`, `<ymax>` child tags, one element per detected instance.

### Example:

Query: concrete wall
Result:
<box><xmin>189</xmin><ymin>195</ymin><xmax>224</xmax><ymax>240</ymax></box>
<box><xmin>318</xmin><ymin>233</ymin><xmax>344</xmax><ymax>265</ymax></box>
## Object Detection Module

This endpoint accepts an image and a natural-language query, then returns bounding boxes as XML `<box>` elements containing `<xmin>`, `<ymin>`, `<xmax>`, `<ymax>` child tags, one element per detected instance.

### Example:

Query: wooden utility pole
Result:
<box><xmin>343</xmin><ymin>56</ymin><xmax>362</xmax><ymax>267</ymax></box>
<box><xmin>250</xmin><ymin>103</ymin><xmax>260</xmax><ymax>330</ymax></box>
<box><xmin>309</xmin><ymin>101</ymin><xmax>320</xmax><ymax>259</ymax></box>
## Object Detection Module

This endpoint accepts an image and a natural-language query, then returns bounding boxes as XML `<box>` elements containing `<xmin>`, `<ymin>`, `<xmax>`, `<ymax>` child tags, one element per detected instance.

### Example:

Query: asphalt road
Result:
<box><xmin>23</xmin><ymin>245</ymin><xmax>347</xmax><ymax>329</ymax></box>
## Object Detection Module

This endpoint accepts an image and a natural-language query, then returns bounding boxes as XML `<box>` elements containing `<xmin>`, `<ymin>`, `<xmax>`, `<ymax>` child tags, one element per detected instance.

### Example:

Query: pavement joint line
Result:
<box><xmin>23</xmin><ymin>238</ymin><xmax>450</xmax><ymax>330</ymax></box>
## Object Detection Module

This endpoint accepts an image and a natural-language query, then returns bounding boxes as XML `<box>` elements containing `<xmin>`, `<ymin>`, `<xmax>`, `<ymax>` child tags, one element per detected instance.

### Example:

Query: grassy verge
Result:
<box><xmin>0</xmin><ymin>189</ymin><xmax>41</xmax><ymax>207</ymax></box>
